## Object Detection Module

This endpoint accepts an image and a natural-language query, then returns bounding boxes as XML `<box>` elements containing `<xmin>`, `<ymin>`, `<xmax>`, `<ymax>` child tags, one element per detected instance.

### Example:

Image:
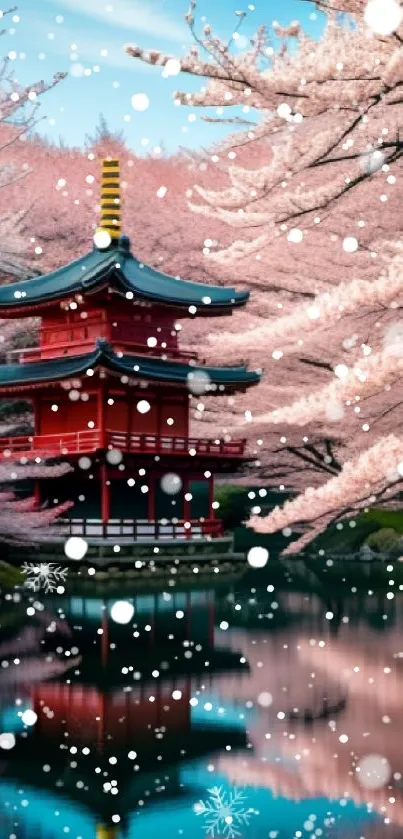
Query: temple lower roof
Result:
<box><xmin>0</xmin><ymin>236</ymin><xmax>249</xmax><ymax>314</ymax></box>
<box><xmin>0</xmin><ymin>339</ymin><xmax>260</xmax><ymax>391</ymax></box>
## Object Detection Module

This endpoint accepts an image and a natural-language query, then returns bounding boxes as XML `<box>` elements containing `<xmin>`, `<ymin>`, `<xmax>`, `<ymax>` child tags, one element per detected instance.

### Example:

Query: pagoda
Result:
<box><xmin>0</xmin><ymin>159</ymin><xmax>260</xmax><ymax>552</ymax></box>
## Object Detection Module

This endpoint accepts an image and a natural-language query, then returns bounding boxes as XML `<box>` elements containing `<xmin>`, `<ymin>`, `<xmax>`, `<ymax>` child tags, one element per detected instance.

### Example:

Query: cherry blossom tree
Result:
<box><xmin>0</xmin><ymin>468</ymin><xmax>72</xmax><ymax>547</ymax></box>
<box><xmin>0</xmin><ymin>5</ymin><xmax>66</xmax><ymax>381</ymax></box>
<box><xmin>0</xmin><ymin>7</ymin><xmax>65</xmax><ymax>280</ymax></box>
<box><xmin>0</xmin><ymin>9</ymin><xmax>73</xmax><ymax>549</ymax></box>
<box><xmin>126</xmin><ymin>0</ymin><xmax>403</xmax><ymax>552</ymax></box>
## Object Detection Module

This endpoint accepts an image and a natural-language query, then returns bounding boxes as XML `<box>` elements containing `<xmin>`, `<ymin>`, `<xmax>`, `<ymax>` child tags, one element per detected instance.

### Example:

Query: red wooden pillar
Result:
<box><xmin>208</xmin><ymin>474</ymin><xmax>215</xmax><ymax>520</ymax></box>
<box><xmin>156</xmin><ymin>392</ymin><xmax>162</xmax><ymax>441</ymax></box>
<box><xmin>183</xmin><ymin>474</ymin><xmax>191</xmax><ymax>539</ymax></box>
<box><xmin>97</xmin><ymin>381</ymin><xmax>107</xmax><ymax>448</ymax></box>
<box><xmin>31</xmin><ymin>397</ymin><xmax>41</xmax><ymax>506</ymax></box>
<box><xmin>128</xmin><ymin>388</ymin><xmax>134</xmax><ymax>450</ymax></box>
<box><xmin>184</xmin><ymin>392</ymin><xmax>190</xmax><ymax>438</ymax></box>
<box><xmin>100</xmin><ymin>462</ymin><xmax>110</xmax><ymax>532</ymax></box>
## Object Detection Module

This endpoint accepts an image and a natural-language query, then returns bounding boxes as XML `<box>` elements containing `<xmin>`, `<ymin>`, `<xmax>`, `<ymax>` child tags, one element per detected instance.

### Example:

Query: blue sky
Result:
<box><xmin>9</xmin><ymin>0</ymin><xmax>325</xmax><ymax>153</ymax></box>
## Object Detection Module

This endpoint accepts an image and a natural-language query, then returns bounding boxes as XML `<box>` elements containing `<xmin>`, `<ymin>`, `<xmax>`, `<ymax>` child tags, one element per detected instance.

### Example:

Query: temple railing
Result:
<box><xmin>59</xmin><ymin>517</ymin><xmax>223</xmax><ymax>541</ymax></box>
<box><xmin>0</xmin><ymin>429</ymin><xmax>247</xmax><ymax>459</ymax></box>
<box><xmin>106</xmin><ymin>431</ymin><xmax>246</xmax><ymax>457</ymax></box>
<box><xmin>0</xmin><ymin>429</ymin><xmax>100</xmax><ymax>457</ymax></box>
<box><xmin>0</xmin><ymin>430</ymin><xmax>101</xmax><ymax>457</ymax></box>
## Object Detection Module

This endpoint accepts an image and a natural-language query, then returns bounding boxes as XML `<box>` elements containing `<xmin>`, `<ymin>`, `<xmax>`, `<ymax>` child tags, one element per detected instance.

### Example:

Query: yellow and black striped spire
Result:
<box><xmin>96</xmin><ymin>158</ymin><xmax>121</xmax><ymax>242</ymax></box>
<box><xmin>96</xmin><ymin>825</ymin><xmax>119</xmax><ymax>839</ymax></box>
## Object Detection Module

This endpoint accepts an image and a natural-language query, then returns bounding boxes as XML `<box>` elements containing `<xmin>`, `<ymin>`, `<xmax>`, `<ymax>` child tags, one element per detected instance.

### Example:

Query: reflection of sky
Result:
<box><xmin>0</xmin><ymin>702</ymin><xmax>30</xmax><ymax>733</ymax></box>
<box><xmin>129</xmin><ymin>769</ymin><xmax>377</xmax><ymax>839</ymax></box>
<box><xmin>191</xmin><ymin>691</ymin><xmax>249</xmax><ymax>729</ymax></box>
<box><xmin>0</xmin><ymin>781</ymin><xmax>94</xmax><ymax>838</ymax></box>
<box><xmin>0</xmin><ymin>767</ymin><xmax>378</xmax><ymax>839</ymax></box>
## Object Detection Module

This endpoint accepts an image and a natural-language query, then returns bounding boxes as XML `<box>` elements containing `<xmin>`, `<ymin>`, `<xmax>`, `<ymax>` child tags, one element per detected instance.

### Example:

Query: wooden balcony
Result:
<box><xmin>0</xmin><ymin>429</ymin><xmax>247</xmax><ymax>460</ymax></box>
<box><xmin>107</xmin><ymin>431</ymin><xmax>246</xmax><ymax>458</ymax></box>
<box><xmin>59</xmin><ymin>517</ymin><xmax>223</xmax><ymax>541</ymax></box>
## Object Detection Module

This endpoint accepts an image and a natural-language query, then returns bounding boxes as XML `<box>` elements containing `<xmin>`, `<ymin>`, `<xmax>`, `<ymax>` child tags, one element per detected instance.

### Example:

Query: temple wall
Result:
<box><xmin>39</xmin><ymin>301</ymin><xmax>180</xmax><ymax>358</ymax></box>
<box><xmin>38</xmin><ymin>394</ymin><xmax>98</xmax><ymax>435</ymax></box>
<box><xmin>106</xmin><ymin>398</ymin><xmax>129</xmax><ymax>432</ymax></box>
<box><xmin>159</xmin><ymin>396</ymin><xmax>188</xmax><ymax>437</ymax></box>
<box><xmin>35</xmin><ymin>389</ymin><xmax>189</xmax><ymax>438</ymax></box>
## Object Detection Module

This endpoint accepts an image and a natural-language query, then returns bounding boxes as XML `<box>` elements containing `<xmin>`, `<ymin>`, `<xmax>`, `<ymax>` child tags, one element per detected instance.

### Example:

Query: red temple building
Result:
<box><xmin>0</xmin><ymin>159</ymin><xmax>260</xmax><ymax>550</ymax></box>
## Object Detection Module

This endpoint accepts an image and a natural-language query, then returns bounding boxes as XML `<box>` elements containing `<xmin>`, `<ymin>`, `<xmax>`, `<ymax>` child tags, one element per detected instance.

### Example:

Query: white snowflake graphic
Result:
<box><xmin>21</xmin><ymin>562</ymin><xmax>68</xmax><ymax>593</ymax></box>
<box><xmin>193</xmin><ymin>786</ymin><xmax>254</xmax><ymax>838</ymax></box>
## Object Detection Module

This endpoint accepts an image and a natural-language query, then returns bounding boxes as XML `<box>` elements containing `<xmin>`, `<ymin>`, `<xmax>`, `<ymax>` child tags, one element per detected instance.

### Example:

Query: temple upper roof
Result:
<box><xmin>0</xmin><ymin>235</ymin><xmax>249</xmax><ymax>315</ymax></box>
<box><xmin>0</xmin><ymin>339</ymin><xmax>260</xmax><ymax>391</ymax></box>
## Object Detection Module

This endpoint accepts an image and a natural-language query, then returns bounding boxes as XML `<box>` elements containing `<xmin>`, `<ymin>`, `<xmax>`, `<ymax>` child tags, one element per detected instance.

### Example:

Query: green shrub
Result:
<box><xmin>365</xmin><ymin>527</ymin><xmax>402</xmax><ymax>554</ymax></box>
<box><xmin>214</xmin><ymin>484</ymin><xmax>250</xmax><ymax>531</ymax></box>
<box><xmin>0</xmin><ymin>560</ymin><xmax>23</xmax><ymax>586</ymax></box>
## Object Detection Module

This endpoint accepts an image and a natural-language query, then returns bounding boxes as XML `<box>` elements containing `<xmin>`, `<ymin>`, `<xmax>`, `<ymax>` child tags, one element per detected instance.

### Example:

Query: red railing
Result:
<box><xmin>59</xmin><ymin>517</ymin><xmax>223</xmax><ymax>540</ymax></box>
<box><xmin>107</xmin><ymin>431</ymin><xmax>246</xmax><ymax>457</ymax></box>
<box><xmin>0</xmin><ymin>429</ymin><xmax>247</xmax><ymax>459</ymax></box>
<box><xmin>0</xmin><ymin>429</ymin><xmax>101</xmax><ymax>457</ymax></box>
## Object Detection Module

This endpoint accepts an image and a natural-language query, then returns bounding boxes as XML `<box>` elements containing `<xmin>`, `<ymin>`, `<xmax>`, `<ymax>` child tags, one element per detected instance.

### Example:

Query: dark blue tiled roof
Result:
<box><xmin>0</xmin><ymin>340</ymin><xmax>260</xmax><ymax>391</ymax></box>
<box><xmin>0</xmin><ymin>236</ymin><xmax>249</xmax><ymax>313</ymax></box>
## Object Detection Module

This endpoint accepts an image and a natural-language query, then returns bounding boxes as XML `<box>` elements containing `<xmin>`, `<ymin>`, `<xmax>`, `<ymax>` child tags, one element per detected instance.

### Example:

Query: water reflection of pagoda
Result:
<box><xmin>0</xmin><ymin>587</ymin><xmax>248</xmax><ymax>838</ymax></box>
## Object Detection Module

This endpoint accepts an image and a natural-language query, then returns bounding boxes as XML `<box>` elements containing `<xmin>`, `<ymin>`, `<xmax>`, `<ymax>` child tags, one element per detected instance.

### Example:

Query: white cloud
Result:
<box><xmin>49</xmin><ymin>0</ymin><xmax>187</xmax><ymax>42</ymax></box>
<box><xmin>25</xmin><ymin>18</ymin><xmax>156</xmax><ymax>72</ymax></box>
<box><xmin>68</xmin><ymin>37</ymin><xmax>155</xmax><ymax>71</ymax></box>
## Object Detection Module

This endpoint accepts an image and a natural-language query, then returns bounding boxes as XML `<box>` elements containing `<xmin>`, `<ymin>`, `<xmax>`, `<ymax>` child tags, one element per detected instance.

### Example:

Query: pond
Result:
<box><xmin>0</xmin><ymin>559</ymin><xmax>402</xmax><ymax>838</ymax></box>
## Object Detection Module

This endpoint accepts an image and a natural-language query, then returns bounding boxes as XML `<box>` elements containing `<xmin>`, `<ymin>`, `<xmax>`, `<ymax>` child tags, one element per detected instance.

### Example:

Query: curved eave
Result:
<box><xmin>0</xmin><ymin>343</ymin><xmax>261</xmax><ymax>393</ymax></box>
<box><xmin>0</xmin><ymin>248</ymin><xmax>113</xmax><ymax>312</ymax></box>
<box><xmin>0</xmin><ymin>240</ymin><xmax>249</xmax><ymax>315</ymax></box>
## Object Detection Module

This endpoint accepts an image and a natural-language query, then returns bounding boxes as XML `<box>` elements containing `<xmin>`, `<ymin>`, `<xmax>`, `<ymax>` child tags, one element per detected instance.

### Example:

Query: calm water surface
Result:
<box><xmin>0</xmin><ymin>560</ymin><xmax>402</xmax><ymax>839</ymax></box>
